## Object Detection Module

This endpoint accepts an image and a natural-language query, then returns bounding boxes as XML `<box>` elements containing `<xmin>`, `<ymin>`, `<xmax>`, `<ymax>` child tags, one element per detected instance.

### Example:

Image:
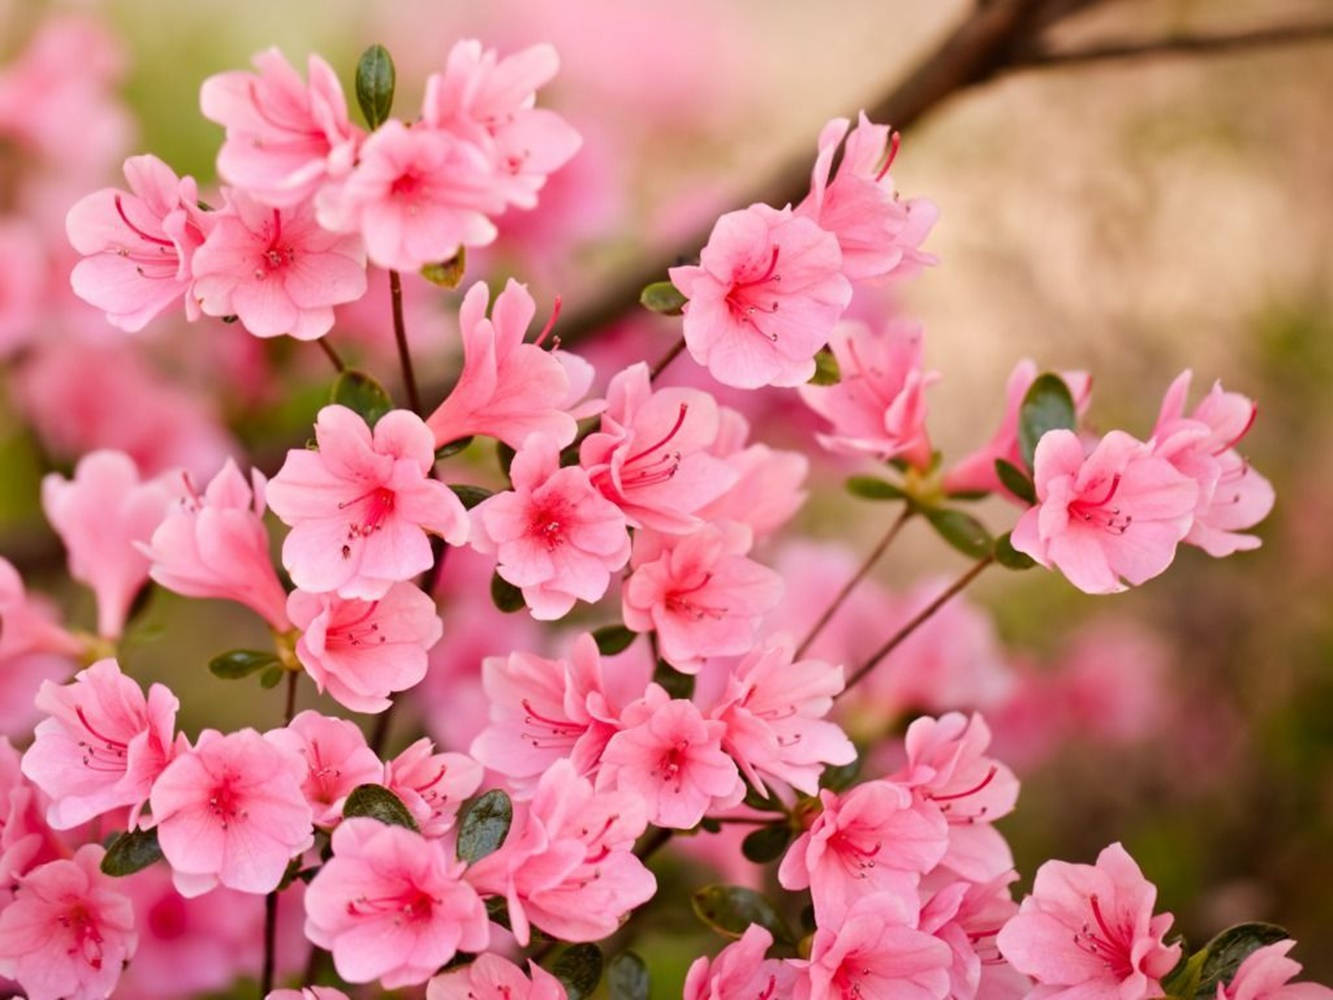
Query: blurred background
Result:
<box><xmin>1</xmin><ymin>0</ymin><xmax>1331</xmax><ymax>992</ymax></box>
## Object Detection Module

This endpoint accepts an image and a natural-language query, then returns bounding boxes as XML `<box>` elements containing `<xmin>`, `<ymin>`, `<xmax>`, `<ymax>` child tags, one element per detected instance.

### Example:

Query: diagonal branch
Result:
<box><xmin>1009</xmin><ymin>20</ymin><xmax>1333</xmax><ymax>69</ymax></box>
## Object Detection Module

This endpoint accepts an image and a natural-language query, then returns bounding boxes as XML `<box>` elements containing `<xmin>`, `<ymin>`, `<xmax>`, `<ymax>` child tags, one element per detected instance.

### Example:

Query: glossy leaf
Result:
<box><xmin>691</xmin><ymin>884</ymin><xmax>791</xmax><ymax>943</ymax></box>
<box><xmin>994</xmin><ymin>458</ymin><xmax>1037</xmax><ymax>504</ymax></box>
<box><xmin>101</xmin><ymin>827</ymin><xmax>163</xmax><ymax>876</ymax></box>
<box><xmin>343</xmin><ymin>783</ymin><xmax>419</xmax><ymax>831</ymax></box>
<box><xmin>1017</xmin><ymin>373</ymin><xmax>1076</xmax><ymax>470</ymax></box>
<box><xmin>209</xmin><ymin>649</ymin><xmax>280</xmax><ymax>680</ymax></box>
<box><xmin>354</xmin><ymin>44</ymin><xmax>395</xmax><ymax>129</ymax></box>
<box><xmin>457</xmin><ymin>789</ymin><xmax>513</xmax><ymax>863</ymax></box>
<box><xmin>924</xmin><ymin>507</ymin><xmax>993</xmax><ymax>559</ymax></box>
<box><xmin>593</xmin><ymin>624</ymin><xmax>638</xmax><ymax>656</ymax></box>
<box><xmin>553</xmin><ymin>943</ymin><xmax>603</xmax><ymax>1000</ymax></box>
<box><xmin>331</xmin><ymin>369</ymin><xmax>394</xmax><ymax>428</ymax></box>
<box><xmin>639</xmin><ymin>280</ymin><xmax>687</xmax><ymax>315</ymax></box>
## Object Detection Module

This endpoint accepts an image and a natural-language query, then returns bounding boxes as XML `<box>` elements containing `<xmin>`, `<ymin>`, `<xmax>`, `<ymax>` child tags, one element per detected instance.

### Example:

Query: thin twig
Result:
<box><xmin>282</xmin><ymin>669</ymin><xmax>298</xmax><ymax>725</ymax></box>
<box><xmin>648</xmin><ymin>337</ymin><xmax>688</xmax><ymax>381</ymax></box>
<box><xmin>314</xmin><ymin>336</ymin><xmax>346</xmax><ymax>373</ymax></box>
<box><xmin>369</xmin><ymin>701</ymin><xmax>395</xmax><ymax>755</ymax></box>
<box><xmin>260</xmin><ymin>891</ymin><xmax>278</xmax><ymax>996</ymax></box>
<box><xmin>388</xmin><ymin>269</ymin><xmax>422</xmax><ymax>414</ymax></box>
<box><xmin>1011</xmin><ymin>21</ymin><xmax>1333</xmax><ymax>69</ymax></box>
<box><xmin>635</xmin><ymin>826</ymin><xmax>674</xmax><ymax>863</ymax></box>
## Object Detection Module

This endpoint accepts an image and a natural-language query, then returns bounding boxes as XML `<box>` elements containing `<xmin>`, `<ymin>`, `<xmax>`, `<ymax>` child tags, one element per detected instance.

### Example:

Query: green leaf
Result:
<box><xmin>742</xmin><ymin>779</ymin><xmax>783</xmax><ymax>813</ymax></box>
<box><xmin>639</xmin><ymin>280</ymin><xmax>687</xmax><ymax>315</ymax></box>
<box><xmin>101</xmin><ymin>827</ymin><xmax>163</xmax><ymax>876</ymax></box>
<box><xmin>924</xmin><ymin>508</ymin><xmax>993</xmax><ymax>559</ymax></box>
<box><xmin>607</xmin><ymin>951</ymin><xmax>649</xmax><ymax>1000</ymax></box>
<box><xmin>553</xmin><ymin>943</ymin><xmax>603</xmax><ymax>1000</ymax></box>
<box><xmin>496</xmin><ymin>441</ymin><xmax>516</xmax><ymax>478</ymax></box>
<box><xmin>819</xmin><ymin>754</ymin><xmax>861</xmax><ymax>791</ymax></box>
<box><xmin>436</xmin><ymin>436</ymin><xmax>474</xmax><ymax>459</ymax></box>
<box><xmin>741</xmin><ymin>823</ymin><xmax>792</xmax><ymax>863</ymax></box>
<box><xmin>331</xmin><ymin>369</ymin><xmax>393</xmax><ymax>428</ymax></box>
<box><xmin>343</xmin><ymin>783</ymin><xmax>419</xmax><ymax>831</ymax></box>
<box><xmin>653</xmin><ymin>659</ymin><xmax>695</xmax><ymax>699</ymax></box>
<box><xmin>592</xmin><ymin>625</ymin><xmax>638</xmax><ymax>656</ymax></box>
<box><xmin>994</xmin><ymin>458</ymin><xmax>1037</xmax><ymax>504</ymax></box>
<box><xmin>421</xmin><ymin>248</ymin><xmax>466</xmax><ymax>288</ymax></box>
<box><xmin>449</xmin><ymin>484</ymin><xmax>493</xmax><ymax>510</ymax></box>
<box><xmin>354</xmin><ymin>44</ymin><xmax>395</xmax><ymax>129</ymax></box>
<box><xmin>209</xmin><ymin>649</ymin><xmax>280</xmax><ymax>680</ymax></box>
<box><xmin>485</xmin><ymin>895</ymin><xmax>512</xmax><ymax>930</ymax></box>
<box><xmin>846</xmin><ymin>475</ymin><xmax>906</xmax><ymax>501</ymax></box>
<box><xmin>1018</xmin><ymin>373</ymin><xmax>1077</xmax><ymax>470</ymax></box>
<box><xmin>993</xmin><ymin>531</ymin><xmax>1036</xmax><ymax>570</ymax></box>
<box><xmin>490</xmin><ymin>572</ymin><xmax>525</xmax><ymax>613</ymax></box>
<box><xmin>691</xmin><ymin>884</ymin><xmax>791</xmax><ymax>943</ymax></box>
<box><xmin>1194</xmin><ymin>923</ymin><xmax>1290</xmax><ymax>997</ymax></box>
<box><xmin>808</xmin><ymin>346</ymin><xmax>841</xmax><ymax>386</ymax></box>
<box><xmin>259</xmin><ymin>666</ymin><xmax>285</xmax><ymax>689</ymax></box>
<box><xmin>457</xmin><ymin>789</ymin><xmax>512</xmax><ymax>863</ymax></box>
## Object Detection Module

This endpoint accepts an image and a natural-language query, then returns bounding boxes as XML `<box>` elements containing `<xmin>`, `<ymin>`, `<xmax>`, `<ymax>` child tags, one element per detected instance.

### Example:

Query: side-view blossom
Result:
<box><xmin>696</xmin><ymin>406</ymin><xmax>808</xmax><ymax>543</ymax></box>
<box><xmin>266</xmin><ymin>405</ymin><xmax>469</xmax><ymax>599</ymax></box>
<box><xmin>383</xmin><ymin>738</ymin><xmax>483</xmax><ymax>836</ymax></box>
<box><xmin>427</xmin><ymin>952</ymin><xmax>568</xmax><ymax>1000</ymax></box>
<box><xmin>265</xmin><ymin>710</ymin><xmax>383</xmax><ymax>827</ymax></box>
<box><xmin>1216</xmin><ymin>940</ymin><xmax>1333</xmax><ymax>1000</ymax></box>
<box><xmin>0</xmin><ymin>558</ymin><xmax>82</xmax><ymax>739</ymax></box>
<box><xmin>684</xmin><ymin>925</ymin><xmax>797</xmax><ymax>1000</ymax></box>
<box><xmin>0</xmin><ymin>738</ymin><xmax>61</xmax><ymax>902</ymax></box>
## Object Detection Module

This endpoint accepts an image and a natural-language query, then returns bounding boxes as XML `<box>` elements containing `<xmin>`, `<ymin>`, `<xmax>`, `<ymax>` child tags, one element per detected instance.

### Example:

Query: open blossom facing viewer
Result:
<box><xmin>266</xmin><ymin>405</ymin><xmax>469</xmax><ymax>599</ymax></box>
<box><xmin>669</xmin><ymin>203</ymin><xmax>852</xmax><ymax>389</ymax></box>
<box><xmin>427</xmin><ymin>952</ymin><xmax>568</xmax><ymax>1000</ymax></box>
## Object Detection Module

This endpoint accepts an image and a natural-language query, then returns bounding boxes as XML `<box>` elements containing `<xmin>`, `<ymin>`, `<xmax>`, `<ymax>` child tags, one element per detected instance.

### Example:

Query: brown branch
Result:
<box><xmin>1010</xmin><ymin>21</ymin><xmax>1333</xmax><ymax>69</ymax></box>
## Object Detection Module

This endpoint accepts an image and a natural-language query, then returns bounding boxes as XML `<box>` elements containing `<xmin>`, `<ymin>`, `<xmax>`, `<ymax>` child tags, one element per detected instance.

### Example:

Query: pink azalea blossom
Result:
<box><xmin>684</xmin><ymin>925</ymin><xmax>797</xmax><ymax>1000</ymax></box>
<box><xmin>265</xmin><ymin>710</ymin><xmax>383</xmax><ymax>827</ymax></box>
<box><xmin>0</xmin><ymin>561</ymin><xmax>80</xmax><ymax>740</ymax></box>
<box><xmin>470</xmin><ymin>434</ymin><xmax>631</xmax><ymax>619</ymax></box>
<box><xmin>287</xmin><ymin>582</ymin><xmax>442</xmax><ymax>713</ymax></box>
<box><xmin>384</xmin><ymin>738</ymin><xmax>483</xmax><ymax>837</ymax></box>
<box><xmin>200</xmin><ymin>48</ymin><xmax>361</xmax><ymax>207</ymax></box>
<box><xmin>0</xmin><ymin>737</ymin><xmax>62</xmax><ymax>906</ymax></box>
<box><xmin>793</xmin><ymin>891</ymin><xmax>953</xmax><ymax>1000</ymax></box>
<box><xmin>996</xmin><ymin>841</ymin><xmax>1182</xmax><ymax>1000</ymax></box>
<box><xmin>796</xmin><ymin>113</ymin><xmax>937</xmax><ymax>283</ymax></box>
<box><xmin>1216</xmin><ymin>940</ymin><xmax>1333</xmax><ymax>1000</ymax></box>
<box><xmin>778</xmin><ymin>780</ymin><xmax>948</xmax><ymax>924</ymax></box>
<box><xmin>304</xmin><ymin>817</ymin><xmax>489</xmax><ymax>987</ymax></box>
<box><xmin>427</xmin><ymin>952</ymin><xmax>568</xmax><ymax>1000</ymax></box>
<box><xmin>1151</xmin><ymin>370</ymin><xmax>1274</xmax><ymax>557</ymax></box>
<box><xmin>466</xmin><ymin>758</ymin><xmax>654</xmax><ymax>945</ymax></box>
<box><xmin>696</xmin><ymin>406</ymin><xmax>808</xmax><ymax>543</ymax></box>
<box><xmin>22</xmin><ymin>658</ymin><xmax>181</xmax><ymax>830</ymax></box>
<box><xmin>579</xmin><ymin>362</ymin><xmax>737</xmax><ymax>533</ymax></box>
<box><xmin>191</xmin><ymin>191</ymin><xmax>366</xmax><ymax>340</ymax></box>
<box><xmin>0</xmin><ymin>844</ymin><xmax>137</xmax><ymax>1000</ymax></box>
<box><xmin>941</xmin><ymin>360</ymin><xmax>1092</xmax><ymax>500</ymax></box>
<box><xmin>919</xmin><ymin>872</ymin><xmax>1024</xmax><ymax>1000</ymax></box>
<box><xmin>798</xmin><ymin>318</ymin><xmax>938</xmax><ymax>467</ymax></box>
<box><xmin>622</xmin><ymin>524</ymin><xmax>783</xmax><ymax>673</ymax></box>
<box><xmin>266</xmin><ymin>405</ymin><xmax>469</xmax><ymax>599</ymax></box>
<box><xmin>669</xmin><ymin>203</ymin><xmax>852</xmax><ymax>389</ymax></box>
<box><xmin>66</xmin><ymin>154</ymin><xmax>208</xmax><ymax>330</ymax></box>
<box><xmin>1010</xmin><ymin>429</ymin><xmax>1198</xmax><ymax>594</ymax></box>
<box><xmin>710</xmin><ymin>633</ymin><xmax>855</xmax><ymax>796</ymax></box>
<box><xmin>42</xmin><ymin>450</ymin><xmax>173</xmax><ymax>638</ymax></box>
<box><xmin>599</xmin><ymin>684</ymin><xmax>744</xmax><ymax>828</ymax></box>
<box><xmin>426</xmin><ymin>279</ymin><xmax>587</xmax><ymax>450</ymax></box>
<box><xmin>149</xmin><ymin>728</ymin><xmax>314</xmax><ymax>897</ymax></box>
<box><xmin>143</xmin><ymin>458</ymin><xmax>291</xmax><ymax>630</ymax></box>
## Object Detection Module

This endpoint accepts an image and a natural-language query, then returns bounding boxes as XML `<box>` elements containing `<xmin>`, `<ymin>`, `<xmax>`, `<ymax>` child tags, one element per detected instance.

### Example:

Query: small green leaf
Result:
<box><xmin>924</xmin><ymin>508</ymin><xmax>993</xmax><ymax>559</ymax></box>
<box><xmin>101</xmin><ymin>828</ymin><xmax>163</xmax><ymax>876</ymax></box>
<box><xmin>1194</xmin><ymin>923</ymin><xmax>1290</xmax><ymax>997</ymax></box>
<box><xmin>653</xmin><ymin>659</ymin><xmax>695</xmax><ymax>699</ymax></box>
<box><xmin>354</xmin><ymin>44</ymin><xmax>396</xmax><ymax>129</ymax></box>
<box><xmin>819</xmin><ymin>755</ymin><xmax>861</xmax><ymax>791</ymax></box>
<box><xmin>1018</xmin><ymin>373</ymin><xmax>1077</xmax><ymax>470</ymax></box>
<box><xmin>593</xmin><ymin>625</ymin><xmax>638</xmax><ymax>656</ymax></box>
<box><xmin>331</xmin><ymin>369</ymin><xmax>394</xmax><ymax>428</ymax></box>
<box><xmin>259</xmin><ymin>666</ymin><xmax>285</xmax><ymax>689</ymax></box>
<box><xmin>421</xmin><ymin>248</ymin><xmax>466</xmax><ymax>288</ymax></box>
<box><xmin>1160</xmin><ymin>943</ymin><xmax>1203</xmax><ymax>998</ymax></box>
<box><xmin>553</xmin><ymin>943</ymin><xmax>603</xmax><ymax>1000</ymax></box>
<box><xmin>496</xmin><ymin>441</ymin><xmax>516</xmax><ymax>478</ymax></box>
<box><xmin>607</xmin><ymin>951</ymin><xmax>649</xmax><ymax>1000</ymax></box>
<box><xmin>808</xmin><ymin>346</ymin><xmax>841</xmax><ymax>386</ymax></box>
<box><xmin>436</xmin><ymin>436</ymin><xmax>474</xmax><ymax>459</ymax></box>
<box><xmin>343</xmin><ymin>784</ymin><xmax>419</xmax><ymax>831</ymax></box>
<box><xmin>209</xmin><ymin>649</ymin><xmax>280</xmax><ymax>680</ymax></box>
<box><xmin>639</xmin><ymin>280</ymin><xmax>687</xmax><ymax>315</ymax></box>
<box><xmin>994</xmin><ymin>459</ymin><xmax>1037</xmax><ymax>504</ymax></box>
<box><xmin>457</xmin><ymin>789</ymin><xmax>512</xmax><ymax>863</ymax></box>
<box><xmin>993</xmin><ymin>531</ymin><xmax>1036</xmax><ymax>570</ymax></box>
<box><xmin>449</xmin><ymin>484</ymin><xmax>493</xmax><ymax>510</ymax></box>
<box><xmin>490</xmin><ymin>573</ymin><xmax>525</xmax><ymax>613</ymax></box>
<box><xmin>691</xmin><ymin>884</ymin><xmax>791</xmax><ymax>943</ymax></box>
<box><xmin>741</xmin><ymin>823</ymin><xmax>792</xmax><ymax>863</ymax></box>
<box><xmin>846</xmin><ymin>475</ymin><xmax>906</xmax><ymax>501</ymax></box>
<box><xmin>742</xmin><ymin>779</ymin><xmax>783</xmax><ymax>813</ymax></box>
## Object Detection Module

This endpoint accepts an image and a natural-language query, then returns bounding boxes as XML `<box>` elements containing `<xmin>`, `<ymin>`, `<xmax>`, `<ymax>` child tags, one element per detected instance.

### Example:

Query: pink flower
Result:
<box><xmin>288</xmin><ymin>582</ymin><xmax>442</xmax><ymax>713</ymax></box>
<box><xmin>200</xmin><ymin>48</ymin><xmax>361</xmax><ymax>207</ymax></box>
<box><xmin>149</xmin><ymin>728</ymin><xmax>314</xmax><ymax>897</ymax></box>
<box><xmin>317</xmin><ymin>119</ymin><xmax>503</xmax><ymax>272</ymax></box>
<box><xmin>265</xmin><ymin>711</ymin><xmax>383</xmax><ymax>827</ymax></box>
<box><xmin>425</xmin><ymin>279</ymin><xmax>585</xmax><ymax>450</ymax></box>
<box><xmin>1010</xmin><ymin>429</ymin><xmax>1198</xmax><ymax>594</ymax></box>
<box><xmin>22</xmin><ymin>658</ymin><xmax>181</xmax><ymax>830</ymax></box>
<box><xmin>66</xmin><ymin>154</ymin><xmax>208</xmax><ymax>331</ymax></box>
<box><xmin>796</xmin><ymin>113</ymin><xmax>937</xmax><ymax>284</ymax></box>
<box><xmin>143</xmin><ymin>459</ymin><xmax>291</xmax><ymax>630</ymax></box>
<box><xmin>304</xmin><ymin>817</ymin><xmax>489</xmax><ymax>987</ymax></box>
<box><xmin>427</xmin><ymin>952</ymin><xmax>568</xmax><ymax>1000</ymax></box>
<box><xmin>269</xmin><ymin>990</ymin><xmax>350</xmax><ymax>1000</ymax></box>
<box><xmin>710</xmin><ymin>633</ymin><xmax>855</xmax><ymax>796</ymax></box>
<box><xmin>0</xmin><ymin>738</ymin><xmax>62</xmax><ymax>905</ymax></box>
<box><xmin>794</xmin><ymin>891</ymin><xmax>953</xmax><ymax>1000</ymax></box>
<box><xmin>191</xmin><ymin>191</ymin><xmax>366</xmax><ymax>340</ymax></box>
<box><xmin>0</xmin><ymin>844</ymin><xmax>137</xmax><ymax>1000</ymax></box>
<box><xmin>266</xmin><ymin>405</ymin><xmax>469</xmax><ymax>599</ymax></box>
<box><xmin>622</xmin><ymin>524</ymin><xmax>783</xmax><ymax>673</ymax></box>
<box><xmin>696</xmin><ymin>407</ymin><xmax>809</xmax><ymax>543</ymax></box>
<box><xmin>996</xmin><ymin>841</ymin><xmax>1182</xmax><ymax>1000</ymax></box>
<box><xmin>1216</xmin><ymin>940</ymin><xmax>1333</xmax><ymax>1000</ymax></box>
<box><xmin>466</xmin><ymin>759</ymin><xmax>654</xmax><ymax>945</ymax></box>
<box><xmin>470</xmin><ymin>434</ymin><xmax>631</xmax><ymax>619</ymax></box>
<box><xmin>1151</xmin><ymin>370</ymin><xmax>1274</xmax><ymax>557</ymax></box>
<box><xmin>798</xmin><ymin>318</ymin><xmax>938</xmax><ymax>467</ymax></box>
<box><xmin>0</xmin><ymin>561</ymin><xmax>79</xmax><ymax>741</ymax></box>
<box><xmin>384</xmin><ymin>738</ymin><xmax>483</xmax><ymax>837</ymax></box>
<box><xmin>669</xmin><ymin>203</ymin><xmax>852</xmax><ymax>389</ymax></box>
<box><xmin>918</xmin><ymin>873</ymin><xmax>1024</xmax><ymax>1000</ymax></box>
<box><xmin>579</xmin><ymin>362</ymin><xmax>737</xmax><ymax>532</ymax></box>
<box><xmin>941</xmin><ymin>360</ymin><xmax>1092</xmax><ymax>500</ymax></box>
<box><xmin>779</xmin><ymin>780</ymin><xmax>948</xmax><ymax>924</ymax></box>
<box><xmin>0</xmin><ymin>221</ymin><xmax>42</xmax><ymax>356</ymax></box>
<box><xmin>42</xmin><ymin>450</ymin><xmax>173</xmax><ymax>638</ymax></box>
<box><xmin>599</xmin><ymin>684</ymin><xmax>743</xmax><ymax>828</ymax></box>
<box><xmin>684</xmin><ymin>925</ymin><xmax>797</xmax><ymax>1000</ymax></box>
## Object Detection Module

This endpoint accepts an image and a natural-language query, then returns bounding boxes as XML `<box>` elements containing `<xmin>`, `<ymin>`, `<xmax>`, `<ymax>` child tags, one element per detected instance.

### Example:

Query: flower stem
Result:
<box><xmin>388</xmin><ymin>269</ymin><xmax>421</xmax><ymax>414</ymax></box>
<box><xmin>648</xmin><ymin>337</ymin><xmax>687</xmax><ymax>381</ymax></box>
<box><xmin>315</xmin><ymin>336</ymin><xmax>346</xmax><ymax>372</ymax></box>
<box><xmin>260</xmin><ymin>891</ymin><xmax>277</xmax><ymax>996</ymax></box>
